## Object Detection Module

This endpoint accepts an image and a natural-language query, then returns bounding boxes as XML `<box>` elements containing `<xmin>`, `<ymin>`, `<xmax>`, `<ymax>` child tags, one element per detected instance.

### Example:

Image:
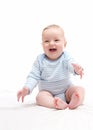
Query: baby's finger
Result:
<box><xmin>17</xmin><ymin>92</ymin><xmax>21</xmax><ymax>101</ymax></box>
<box><xmin>80</xmin><ymin>73</ymin><xmax>82</xmax><ymax>79</ymax></box>
<box><xmin>80</xmin><ymin>71</ymin><xmax>84</xmax><ymax>79</ymax></box>
<box><xmin>22</xmin><ymin>96</ymin><xmax>24</xmax><ymax>102</ymax></box>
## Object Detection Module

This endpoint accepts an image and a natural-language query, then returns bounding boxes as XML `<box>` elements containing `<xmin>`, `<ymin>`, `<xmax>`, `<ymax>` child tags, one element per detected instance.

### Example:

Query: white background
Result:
<box><xmin>0</xmin><ymin>0</ymin><xmax>93</xmax><ymax>99</ymax></box>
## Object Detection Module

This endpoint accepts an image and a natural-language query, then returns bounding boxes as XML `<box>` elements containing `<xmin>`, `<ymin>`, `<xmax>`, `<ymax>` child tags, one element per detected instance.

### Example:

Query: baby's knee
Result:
<box><xmin>74</xmin><ymin>87</ymin><xmax>85</xmax><ymax>102</ymax></box>
<box><xmin>76</xmin><ymin>86</ymin><xmax>85</xmax><ymax>94</ymax></box>
<box><xmin>36</xmin><ymin>91</ymin><xmax>42</xmax><ymax>103</ymax></box>
<box><xmin>36</xmin><ymin>91</ymin><xmax>52</xmax><ymax>104</ymax></box>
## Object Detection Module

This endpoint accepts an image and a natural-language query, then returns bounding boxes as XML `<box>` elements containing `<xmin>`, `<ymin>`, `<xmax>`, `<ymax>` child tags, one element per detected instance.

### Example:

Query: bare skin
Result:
<box><xmin>36</xmin><ymin>86</ymin><xmax>85</xmax><ymax>110</ymax></box>
<box><xmin>36</xmin><ymin>91</ymin><xmax>68</xmax><ymax>109</ymax></box>
<box><xmin>17</xmin><ymin>87</ymin><xmax>30</xmax><ymax>102</ymax></box>
<box><xmin>66</xmin><ymin>86</ymin><xmax>85</xmax><ymax>109</ymax></box>
<box><xmin>54</xmin><ymin>97</ymin><xmax>68</xmax><ymax>109</ymax></box>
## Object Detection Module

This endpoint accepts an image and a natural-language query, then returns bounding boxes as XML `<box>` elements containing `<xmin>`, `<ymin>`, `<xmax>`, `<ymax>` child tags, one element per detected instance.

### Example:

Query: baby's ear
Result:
<box><xmin>64</xmin><ymin>40</ymin><xmax>67</xmax><ymax>47</ymax></box>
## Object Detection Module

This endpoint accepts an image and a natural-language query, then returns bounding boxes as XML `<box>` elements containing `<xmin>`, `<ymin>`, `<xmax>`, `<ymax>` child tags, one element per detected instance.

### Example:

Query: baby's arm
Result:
<box><xmin>72</xmin><ymin>63</ymin><xmax>84</xmax><ymax>79</ymax></box>
<box><xmin>17</xmin><ymin>87</ymin><xmax>30</xmax><ymax>102</ymax></box>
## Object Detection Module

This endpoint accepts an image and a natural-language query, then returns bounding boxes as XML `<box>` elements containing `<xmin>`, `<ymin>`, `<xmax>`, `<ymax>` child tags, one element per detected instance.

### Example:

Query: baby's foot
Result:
<box><xmin>54</xmin><ymin>97</ymin><xmax>68</xmax><ymax>110</ymax></box>
<box><xmin>69</xmin><ymin>92</ymin><xmax>81</xmax><ymax>109</ymax></box>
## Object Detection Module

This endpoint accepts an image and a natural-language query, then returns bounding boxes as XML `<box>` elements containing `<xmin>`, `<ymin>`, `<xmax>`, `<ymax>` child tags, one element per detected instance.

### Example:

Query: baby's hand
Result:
<box><xmin>17</xmin><ymin>87</ymin><xmax>30</xmax><ymax>102</ymax></box>
<box><xmin>72</xmin><ymin>63</ymin><xmax>84</xmax><ymax>79</ymax></box>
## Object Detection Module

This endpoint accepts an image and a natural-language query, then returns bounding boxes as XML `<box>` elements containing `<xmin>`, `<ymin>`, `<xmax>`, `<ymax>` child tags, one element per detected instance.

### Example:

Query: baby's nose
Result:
<box><xmin>49</xmin><ymin>41</ymin><xmax>55</xmax><ymax>45</ymax></box>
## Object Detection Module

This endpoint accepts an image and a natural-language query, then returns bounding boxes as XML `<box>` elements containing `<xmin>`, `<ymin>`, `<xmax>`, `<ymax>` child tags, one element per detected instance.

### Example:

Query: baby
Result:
<box><xmin>17</xmin><ymin>24</ymin><xmax>85</xmax><ymax>110</ymax></box>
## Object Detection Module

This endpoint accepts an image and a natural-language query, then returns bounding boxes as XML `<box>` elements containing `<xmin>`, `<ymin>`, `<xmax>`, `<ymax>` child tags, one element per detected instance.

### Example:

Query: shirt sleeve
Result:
<box><xmin>24</xmin><ymin>56</ymin><xmax>41</xmax><ymax>93</ymax></box>
<box><xmin>68</xmin><ymin>56</ymin><xmax>79</xmax><ymax>75</ymax></box>
<box><xmin>64</xmin><ymin>52</ymin><xmax>78</xmax><ymax>75</ymax></box>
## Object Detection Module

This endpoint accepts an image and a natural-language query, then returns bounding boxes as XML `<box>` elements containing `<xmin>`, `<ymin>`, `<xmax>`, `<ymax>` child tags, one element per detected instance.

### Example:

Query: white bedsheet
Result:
<box><xmin>0</xmin><ymin>87</ymin><xmax>93</xmax><ymax>130</ymax></box>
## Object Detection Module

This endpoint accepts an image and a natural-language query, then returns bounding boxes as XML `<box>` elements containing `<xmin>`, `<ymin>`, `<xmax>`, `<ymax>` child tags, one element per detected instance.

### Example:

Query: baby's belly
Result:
<box><xmin>38</xmin><ymin>79</ymin><xmax>73</xmax><ymax>95</ymax></box>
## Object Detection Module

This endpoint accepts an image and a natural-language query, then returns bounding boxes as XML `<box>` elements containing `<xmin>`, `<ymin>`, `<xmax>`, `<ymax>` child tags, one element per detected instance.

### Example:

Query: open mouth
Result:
<box><xmin>49</xmin><ymin>48</ymin><xmax>57</xmax><ymax>52</ymax></box>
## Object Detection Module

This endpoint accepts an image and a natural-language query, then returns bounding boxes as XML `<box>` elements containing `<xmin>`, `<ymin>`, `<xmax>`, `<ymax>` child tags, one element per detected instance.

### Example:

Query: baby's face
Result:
<box><xmin>42</xmin><ymin>27</ymin><xmax>66</xmax><ymax>60</ymax></box>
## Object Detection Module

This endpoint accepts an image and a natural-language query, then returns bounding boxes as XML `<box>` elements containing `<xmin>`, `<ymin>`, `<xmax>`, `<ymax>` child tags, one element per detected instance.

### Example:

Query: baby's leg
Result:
<box><xmin>66</xmin><ymin>86</ymin><xmax>85</xmax><ymax>109</ymax></box>
<box><xmin>36</xmin><ymin>91</ymin><xmax>55</xmax><ymax>108</ymax></box>
<box><xmin>36</xmin><ymin>91</ymin><xmax>68</xmax><ymax>109</ymax></box>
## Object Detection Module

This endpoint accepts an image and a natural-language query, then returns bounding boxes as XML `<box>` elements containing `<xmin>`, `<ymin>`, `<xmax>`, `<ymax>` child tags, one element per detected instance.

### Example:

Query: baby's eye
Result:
<box><xmin>45</xmin><ymin>40</ymin><xmax>49</xmax><ymax>42</ymax></box>
<box><xmin>55</xmin><ymin>39</ymin><xmax>59</xmax><ymax>42</ymax></box>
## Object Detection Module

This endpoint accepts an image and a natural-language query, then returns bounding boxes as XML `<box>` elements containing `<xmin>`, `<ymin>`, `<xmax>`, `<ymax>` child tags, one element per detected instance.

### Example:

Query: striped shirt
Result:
<box><xmin>25</xmin><ymin>51</ymin><xmax>77</xmax><ymax>95</ymax></box>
